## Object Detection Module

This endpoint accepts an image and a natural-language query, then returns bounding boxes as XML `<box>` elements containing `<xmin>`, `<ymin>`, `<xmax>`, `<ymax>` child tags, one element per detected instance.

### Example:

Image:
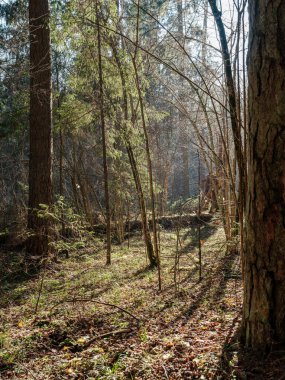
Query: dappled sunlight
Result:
<box><xmin>0</xmin><ymin>226</ymin><xmax>243</xmax><ymax>378</ymax></box>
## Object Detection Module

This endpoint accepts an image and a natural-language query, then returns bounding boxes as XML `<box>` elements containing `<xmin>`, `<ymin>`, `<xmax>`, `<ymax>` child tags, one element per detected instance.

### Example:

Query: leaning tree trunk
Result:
<box><xmin>27</xmin><ymin>0</ymin><xmax>52</xmax><ymax>256</ymax></box>
<box><xmin>241</xmin><ymin>0</ymin><xmax>285</xmax><ymax>351</ymax></box>
<box><xmin>111</xmin><ymin>40</ymin><xmax>157</xmax><ymax>268</ymax></box>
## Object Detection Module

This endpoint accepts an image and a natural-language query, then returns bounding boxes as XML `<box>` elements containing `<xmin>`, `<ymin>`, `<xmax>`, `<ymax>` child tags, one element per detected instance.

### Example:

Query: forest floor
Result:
<box><xmin>0</xmin><ymin>221</ymin><xmax>283</xmax><ymax>379</ymax></box>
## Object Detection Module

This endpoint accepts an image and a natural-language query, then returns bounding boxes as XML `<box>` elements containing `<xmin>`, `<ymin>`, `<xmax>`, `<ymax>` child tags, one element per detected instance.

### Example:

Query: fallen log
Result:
<box><xmin>92</xmin><ymin>213</ymin><xmax>213</xmax><ymax>236</ymax></box>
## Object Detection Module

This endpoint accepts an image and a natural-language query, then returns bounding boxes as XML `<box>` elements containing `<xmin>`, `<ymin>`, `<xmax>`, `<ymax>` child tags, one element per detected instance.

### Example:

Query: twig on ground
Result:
<box><xmin>49</xmin><ymin>297</ymin><xmax>141</xmax><ymax>324</ymax></box>
<box><xmin>81</xmin><ymin>328</ymin><xmax>132</xmax><ymax>350</ymax></box>
<box><xmin>162</xmin><ymin>364</ymin><xmax>170</xmax><ymax>379</ymax></box>
<box><xmin>34</xmin><ymin>274</ymin><xmax>45</xmax><ymax>315</ymax></box>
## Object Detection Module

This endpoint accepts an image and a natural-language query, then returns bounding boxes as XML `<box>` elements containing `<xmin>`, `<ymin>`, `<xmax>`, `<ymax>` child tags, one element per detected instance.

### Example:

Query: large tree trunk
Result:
<box><xmin>27</xmin><ymin>0</ymin><xmax>52</xmax><ymax>256</ymax></box>
<box><xmin>241</xmin><ymin>0</ymin><xmax>285</xmax><ymax>351</ymax></box>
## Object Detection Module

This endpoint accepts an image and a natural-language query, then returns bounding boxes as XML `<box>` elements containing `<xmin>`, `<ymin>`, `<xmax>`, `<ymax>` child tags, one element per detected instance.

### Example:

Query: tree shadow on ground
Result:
<box><xmin>178</xmin><ymin>249</ymin><xmax>239</xmax><ymax>322</ymax></box>
<box><xmin>211</xmin><ymin>315</ymin><xmax>241</xmax><ymax>379</ymax></box>
<box><xmin>179</xmin><ymin>224</ymin><xmax>217</xmax><ymax>254</ymax></box>
<box><xmin>156</xmin><ymin>243</ymin><xmax>239</xmax><ymax>323</ymax></box>
<box><xmin>0</xmin><ymin>250</ymin><xmax>41</xmax><ymax>308</ymax></box>
<box><xmin>160</xmin><ymin>224</ymin><xmax>219</xmax><ymax>296</ymax></box>
<box><xmin>214</xmin><ymin>323</ymin><xmax>285</xmax><ymax>379</ymax></box>
<box><xmin>132</xmin><ymin>265</ymin><xmax>156</xmax><ymax>279</ymax></box>
<box><xmin>182</xmin><ymin>224</ymin><xmax>217</xmax><ymax>243</ymax></box>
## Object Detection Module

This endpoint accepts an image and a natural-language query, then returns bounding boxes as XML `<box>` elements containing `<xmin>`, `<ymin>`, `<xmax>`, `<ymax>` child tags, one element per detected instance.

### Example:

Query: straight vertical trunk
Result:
<box><xmin>208</xmin><ymin>0</ymin><xmax>245</xmax><ymax>195</ymax></box>
<box><xmin>202</xmin><ymin>0</ymin><xmax>208</xmax><ymax>63</ymax></box>
<box><xmin>28</xmin><ymin>0</ymin><xmax>52</xmax><ymax>256</ymax></box>
<box><xmin>177</xmin><ymin>0</ymin><xmax>190</xmax><ymax>199</ymax></box>
<box><xmin>241</xmin><ymin>0</ymin><xmax>285</xmax><ymax>351</ymax></box>
<box><xmin>96</xmin><ymin>3</ymin><xmax>111</xmax><ymax>265</ymax></box>
<box><xmin>209</xmin><ymin>0</ymin><xmax>245</xmax><ymax>257</ymax></box>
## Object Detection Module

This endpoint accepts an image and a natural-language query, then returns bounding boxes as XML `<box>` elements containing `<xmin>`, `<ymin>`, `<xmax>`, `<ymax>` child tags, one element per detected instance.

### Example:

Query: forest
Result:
<box><xmin>0</xmin><ymin>0</ymin><xmax>285</xmax><ymax>379</ymax></box>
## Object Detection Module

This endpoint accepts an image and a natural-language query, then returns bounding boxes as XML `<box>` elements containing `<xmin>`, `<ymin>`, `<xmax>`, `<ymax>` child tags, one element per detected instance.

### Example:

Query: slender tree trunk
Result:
<box><xmin>55</xmin><ymin>52</ymin><xmax>65</xmax><ymax>235</ymax></box>
<box><xmin>96</xmin><ymin>2</ymin><xmax>111</xmax><ymax>265</ymax></box>
<box><xmin>202</xmin><ymin>0</ymin><xmax>208</xmax><ymax>63</ymax></box>
<box><xmin>209</xmin><ymin>0</ymin><xmax>246</xmax><ymax>259</ymax></box>
<box><xmin>241</xmin><ymin>0</ymin><xmax>285</xmax><ymax>351</ymax></box>
<box><xmin>132</xmin><ymin>58</ymin><xmax>161</xmax><ymax>288</ymax></box>
<box><xmin>126</xmin><ymin>143</ymin><xmax>157</xmax><ymax>267</ymax></box>
<box><xmin>132</xmin><ymin>0</ymin><xmax>158</xmax><ymax>268</ymax></box>
<box><xmin>208</xmin><ymin>0</ymin><xmax>244</xmax><ymax>177</ymax></box>
<box><xmin>27</xmin><ymin>0</ymin><xmax>53</xmax><ymax>256</ymax></box>
<box><xmin>111</xmin><ymin>40</ymin><xmax>157</xmax><ymax>267</ymax></box>
<box><xmin>197</xmin><ymin>151</ymin><xmax>202</xmax><ymax>281</ymax></box>
<box><xmin>177</xmin><ymin>0</ymin><xmax>190</xmax><ymax>199</ymax></box>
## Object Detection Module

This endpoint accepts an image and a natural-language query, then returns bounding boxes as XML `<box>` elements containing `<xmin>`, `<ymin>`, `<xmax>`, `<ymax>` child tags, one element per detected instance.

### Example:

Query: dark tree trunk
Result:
<box><xmin>208</xmin><ymin>0</ymin><xmax>245</xmax><ymax>198</ymax></box>
<box><xmin>27</xmin><ymin>0</ymin><xmax>52</xmax><ymax>256</ymax></box>
<box><xmin>241</xmin><ymin>0</ymin><xmax>285</xmax><ymax>351</ymax></box>
<box><xmin>126</xmin><ymin>142</ymin><xmax>157</xmax><ymax>268</ymax></box>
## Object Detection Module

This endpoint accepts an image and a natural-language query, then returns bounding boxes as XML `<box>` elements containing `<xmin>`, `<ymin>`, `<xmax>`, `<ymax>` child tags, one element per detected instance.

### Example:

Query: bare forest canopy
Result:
<box><xmin>1</xmin><ymin>0</ymin><xmax>285</xmax><ymax>379</ymax></box>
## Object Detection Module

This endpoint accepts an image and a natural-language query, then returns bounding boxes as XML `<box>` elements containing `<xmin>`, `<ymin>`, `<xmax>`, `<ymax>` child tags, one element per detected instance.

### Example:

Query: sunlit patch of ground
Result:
<box><xmin>0</xmin><ymin>224</ymin><xmax>246</xmax><ymax>379</ymax></box>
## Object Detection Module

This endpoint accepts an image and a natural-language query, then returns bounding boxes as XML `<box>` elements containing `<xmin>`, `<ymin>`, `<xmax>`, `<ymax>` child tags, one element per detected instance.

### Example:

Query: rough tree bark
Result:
<box><xmin>241</xmin><ymin>0</ymin><xmax>285</xmax><ymax>351</ymax></box>
<box><xmin>27</xmin><ymin>0</ymin><xmax>52</xmax><ymax>256</ymax></box>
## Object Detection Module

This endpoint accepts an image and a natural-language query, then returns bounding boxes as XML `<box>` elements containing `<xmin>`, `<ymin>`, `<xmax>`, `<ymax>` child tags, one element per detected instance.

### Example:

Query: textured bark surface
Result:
<box><xmin>28</xmin><ymin>0</ymin><xmax>52</xmax><ymax>255</ymax></box>
<box><xmin>242</xmin><ymin>0</ymin><xmax>285</xmax><ymax>350</ymax></box>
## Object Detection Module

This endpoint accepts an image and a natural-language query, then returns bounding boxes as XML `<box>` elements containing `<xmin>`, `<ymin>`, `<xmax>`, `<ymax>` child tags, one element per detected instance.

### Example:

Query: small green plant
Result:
<box><xmin>0</xmin><ymin>333</ymin><xmax>7</xmax><ymax>349</ymax></box>
<box><xmin>139</xmin><ymin>327</ymin><xmax>149</xmax><ymax>343</ymax></box>
<box><xmin>0</xmin><ymin>228</ymin><xmax>9</xmax><ymax>238</ymax></box>
<box><xmin>0</xmin><ymin>351</ymin><xmax>15</xmax><ymax>369</ymax></box>
<box><xmin>168</xmin><ymin>196</ymin><xmax>199</xmax><ymax>214</ymax></box>
<box><xmin>35</xmin><ymin>197</ymin><xmax>95</xmax><ymax>256</ymax></box>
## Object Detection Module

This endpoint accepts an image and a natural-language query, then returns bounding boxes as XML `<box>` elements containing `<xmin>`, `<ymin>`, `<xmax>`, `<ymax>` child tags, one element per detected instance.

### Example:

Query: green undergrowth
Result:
<box><xmin>0</xmin><ymin>224</ymin><xmax>242</xmax><ymax>379</ymax></box>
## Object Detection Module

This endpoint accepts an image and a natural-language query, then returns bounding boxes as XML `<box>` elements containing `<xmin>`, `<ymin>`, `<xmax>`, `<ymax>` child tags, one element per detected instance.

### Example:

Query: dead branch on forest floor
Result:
<box><xmin>49</xmin><ymin>297</ymin><xmax>141</xmax><ymax>324</ymax></box>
